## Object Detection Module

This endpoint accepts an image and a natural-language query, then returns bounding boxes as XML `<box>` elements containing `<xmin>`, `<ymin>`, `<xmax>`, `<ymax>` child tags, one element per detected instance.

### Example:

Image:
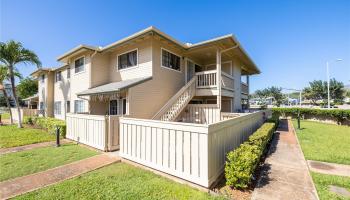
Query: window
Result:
<box><xmin>55</xmin><ymin>71</ymin><xmax>62</xmax><ymax>82</ymax></box>
<box><xmin>41</xmin><ymin>74</ymin><xmax>45</xmax><ymax>83</ymax></box>
<box><xmin>39</xmin><ymin>102</ymin><xmax>44</xmax><ymax>110</ymax></box>
<box><xmin>75</xmin><ymin>57</ymin><xmax>85</xmax><ymax>73</ymax></box>
<box><xmin>54</xmin><ymin>101</ymin><xmax>61</xmax><ymax>115</ymax></box>
<box><xmin>109</xmin><ymin>99</ymin><xmax>126</xmax><ymax>115</ymax></box>
<box><xmin>118</xmin><ymin>50</ymin><xmax>137</xmax><ymax>70</ymax></box>
<box><xmin>74</xmin><ymin>100</ymin><xmax>85</xmax><ymax>113</ymax></box>
<box><xmin>67</xmin><ymin>68</ymin><xmax>70</xmax><ymax>79</ymax></box>
<box><xmin>66</xmin><ymin>101</ymin><xmax>70</xmax><ymax>113</ymax></box>
<box><xmin>162</xmin><ymin>49</ymin><xmax>180</xmax><ymax>71</ymax></box>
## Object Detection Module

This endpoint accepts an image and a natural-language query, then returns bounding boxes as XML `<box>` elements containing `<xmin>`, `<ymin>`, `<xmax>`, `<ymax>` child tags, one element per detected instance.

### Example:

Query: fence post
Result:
<box><xmin>56</xmin><ymin>126</ymin><xmax>60</xmax><ymax>147</ymax></box>
<box><xmin>105</xmin><ymin>116</ymin><xmax>109</xmax><ymax>152</ymax></box>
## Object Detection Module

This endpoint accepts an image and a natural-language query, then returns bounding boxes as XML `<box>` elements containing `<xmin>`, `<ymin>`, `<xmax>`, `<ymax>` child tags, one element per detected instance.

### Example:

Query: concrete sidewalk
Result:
<box><xmin>0</xmin><ymin>140</ymin><xmax>69</xmax><ymax>155</ymax></box>
<box><xmin>252</xmin><ymin>119</ymin><xmax>318</xmax><ymax>200</ymax></box>
<box><xmin>0</xmin><ymin>153</ymin><xmax>120</xmax><ymax>199</ymax></box>
<box><xmin>308</xmin><ymin>160</ymin><xmax>350</xmax><ymax>177</ymax></box>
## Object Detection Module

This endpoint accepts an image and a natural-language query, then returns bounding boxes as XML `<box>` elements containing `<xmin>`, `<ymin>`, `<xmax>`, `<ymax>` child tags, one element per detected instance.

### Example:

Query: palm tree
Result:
<box><xmin>0</xmin><ymin>40</ymin><xmax>41</xmax><ymax>128</ymax></box>
<box><xmin>0</xmin><ymin>65</ymin><xmax>23</xmax><ymax>124</ymax></box>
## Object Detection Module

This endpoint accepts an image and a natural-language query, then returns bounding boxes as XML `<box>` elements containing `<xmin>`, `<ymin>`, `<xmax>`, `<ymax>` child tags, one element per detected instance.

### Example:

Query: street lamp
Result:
<box><xmin>326</xmin><ymin>59</ymin><xmax>342</xmax><ymax>109</ymax></box>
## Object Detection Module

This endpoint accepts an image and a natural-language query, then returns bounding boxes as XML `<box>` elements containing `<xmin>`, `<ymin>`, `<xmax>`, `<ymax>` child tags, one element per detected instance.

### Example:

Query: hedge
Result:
<box><xmin>24</xmin><ymin>116</ymin><xmax>66</xmax><ymax>138</ymax></box>
<box><xmin>272</xmin><ymin>108</ymin><xmax>350</xmax><ymax>123</ymax></box>
<box><xmin>225</xmin><ymin>122</ymin><xmax>276</xmax><ymax>189</ymax></box>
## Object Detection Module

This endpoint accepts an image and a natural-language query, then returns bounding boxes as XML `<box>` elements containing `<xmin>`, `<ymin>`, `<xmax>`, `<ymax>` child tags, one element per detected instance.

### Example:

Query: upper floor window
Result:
<box><xmin>54</xmin><ymin>101</ymin><xmax>61</xmax><ymax>115</ymax></box>
<box><xmin>75</xmin><ymin>57</ymin><xmax>85</xmax><ymax>73</ymax></box>
<box><xmin>55</xmin><ymin>71</ymin><xmax>62</xmax><ymax>82</ymax></box>
<box><xmin>41</xmin><ymin>74</ymin><xmax>45</xmax><ymax>83</ymax></box>
<box><xmin>162</xmin><ymin>49</ymin><xmax>180</xmax><ymax>71</ymax></box>
<box><xmin>118</xmin><ymin>50</ymin><xmax>137</xmax><ymax>70</ymax></box>
<box><xmin>67</xmin><ymin>67</ymin><xmax>70</xmax><ymax>79</ymax></box>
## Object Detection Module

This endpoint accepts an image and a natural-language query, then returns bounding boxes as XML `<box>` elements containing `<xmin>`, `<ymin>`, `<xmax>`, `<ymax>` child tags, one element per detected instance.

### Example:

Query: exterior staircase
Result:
<box><xmin>152</xmin><ymin>76</ymin><xmax>197</xmax><ymax>121</ymax></box>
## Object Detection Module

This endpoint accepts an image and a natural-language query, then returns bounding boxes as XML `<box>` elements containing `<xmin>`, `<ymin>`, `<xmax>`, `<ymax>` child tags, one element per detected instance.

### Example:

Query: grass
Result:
<box><xmin>292</xmin><ymin>120</ymin><xmax>350</xmax><ymax>165</ymax></box>
<box><xmin>311</xmin><ymin>172</ymin><xmax>350</xmax><ymax>200</ymax></box>
<box><xmin>1</xmin><ymin>112</ymin><xmax>10</xmax><ymax>119</ymax></box>
<box><xmin>0</xmin><ymin>125</ymin><xmax>56</xmax><ymax>148</ymax></box>
<box><xmin>0</xmin><ymin>143</ymin><xmax>98</xmax><ymax>181</ymax></box>
<box><xmin>15</xmin><ymin>163</ymin><xmax>224</xmax><ymax>200</ymax></box>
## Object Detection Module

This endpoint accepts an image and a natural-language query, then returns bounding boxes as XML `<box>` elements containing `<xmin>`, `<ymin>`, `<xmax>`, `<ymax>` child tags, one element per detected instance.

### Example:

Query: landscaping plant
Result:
<box><xmin>24</xmin><ymin>116</ymin><xmax>66</xmax><ymax>137</ymax></box>
<box><xmin>225</xmin><ymin>122</ymin><xmax>276</xmax><ymax>189</ymax></box>
<box><xmin>272</xmin><ymin>107</ymin><xmax>350</xmax><ymax>124</ymax></box>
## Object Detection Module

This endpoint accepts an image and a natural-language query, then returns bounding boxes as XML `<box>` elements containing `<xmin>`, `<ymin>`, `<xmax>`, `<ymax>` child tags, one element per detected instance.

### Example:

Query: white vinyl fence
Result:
<box><xmin>66</xmin><ymin>113</ymin><xmax>121</xmax><ymax>151</ymax></box>
<box><xmin>120</xmin><ymin>110</ymin><xmax>270</xmax><ymax>188</ymax></box>
<box><xmin>10</xmin><ymin>108</ymin><xmax>38</xmax><ymax>122</ymax></box>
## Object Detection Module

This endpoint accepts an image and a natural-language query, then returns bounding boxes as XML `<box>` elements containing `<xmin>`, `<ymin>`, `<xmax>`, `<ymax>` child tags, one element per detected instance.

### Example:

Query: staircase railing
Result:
<box><xmin>152</xmin><ymin>76</ymin><xmax>197</xmax><ymax>121</ymax></box>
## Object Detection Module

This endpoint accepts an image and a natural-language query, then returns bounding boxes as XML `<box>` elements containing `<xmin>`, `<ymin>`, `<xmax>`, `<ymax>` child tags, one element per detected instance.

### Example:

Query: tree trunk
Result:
<box><xmin>8</xmin><ymin>65</ymin><xmax>22</xmax><ymax>128</ymax></box>
<box><xmin>1</xmin><ymin>84</ymin><xmax>13</xmax><ymax>124</ymax></box>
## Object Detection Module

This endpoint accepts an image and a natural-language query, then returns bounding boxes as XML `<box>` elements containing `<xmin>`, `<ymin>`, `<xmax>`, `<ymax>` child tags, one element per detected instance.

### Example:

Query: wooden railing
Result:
<box><xmin>176</xmin><ymin>104</ymin><xmax>221</xmax><ymax>124</ymax></box>
<box><xmin>241</xmin><ymin>82</ymin><xmax>249</xmax><ymax>94</ymax></box>
<box><xmin>196</xmin><ymin>70</ymin><xmax>217</xmax><ymax>88</ymax></box>
<box><xmin>152</xmin><ymin>76</ymin><xmax>197</xmax><ymax>121</ymax></box>
<box><xmin>195</xmin><ymin>70</ymin><xmax>234</xmax><ymax>91</ymax></box>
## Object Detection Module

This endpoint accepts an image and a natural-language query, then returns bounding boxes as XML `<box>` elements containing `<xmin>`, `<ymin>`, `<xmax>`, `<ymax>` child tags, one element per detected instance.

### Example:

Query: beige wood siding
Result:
<box><xmin>127</xmin><ymin>38</ymin><xmax>186</xmax><ymax>119</ymax></box>
<box><xmin>108</xmin><ymin>39</ymin><xmax>152</xmax><ymax>82</ymax></box>
<box><xmin>53</xmin><ymin>66</ymin><xmax>70</xmax><ymax>120</ymax></box>
<box><xmin>91</xmin><ymin>53</ymin><xmax>110</xmax><ymax>87</ymax></box>
<box><xmin>68</xmin><ymin>53</ymin><xmax>91</xmax><ymax>113</ymax></box>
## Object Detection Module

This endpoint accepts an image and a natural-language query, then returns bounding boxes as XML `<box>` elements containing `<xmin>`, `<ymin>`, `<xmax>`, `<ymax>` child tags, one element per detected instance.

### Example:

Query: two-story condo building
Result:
<box><xmin>31</xmin><ymin>26</ymin><xmax>259</xmax><ymax>122</ymax></box>
<box><xmin>29</xmin><ymin>26</ymin><xmax>266</xmax><ymax>188</ymax></box>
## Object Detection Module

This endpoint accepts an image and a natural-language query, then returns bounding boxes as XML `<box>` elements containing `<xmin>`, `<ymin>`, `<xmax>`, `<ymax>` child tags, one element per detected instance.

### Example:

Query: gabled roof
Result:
<box><xmin>77</xmin><ymin>76</ymin><xmax>152</xmax><ymax>96</ymax></box>
<box><xmin>56</xmin><ymin>26</ymin><xmax>260</xmax><ymax>74</ymax></box>
<box><xmin>30</xmin><ymin>68</ymin><xmax>55</xmax><ymax>77</ymax></box>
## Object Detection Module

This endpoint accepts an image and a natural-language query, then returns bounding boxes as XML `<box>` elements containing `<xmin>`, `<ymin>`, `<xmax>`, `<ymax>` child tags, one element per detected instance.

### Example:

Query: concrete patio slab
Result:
<box><xmin>0</xmin><ymin>153</ymin><xmax>120</xmax><ymax>199</ymax></box>
<box><xmin>251</xmin><ymin>119</ymin><xmax>319</xmax><ymax>200</ymax></box>
<box><xmin>308</xmin><ymin>160</ymin><xmax>350</xmax><ymax>177</ymax></box>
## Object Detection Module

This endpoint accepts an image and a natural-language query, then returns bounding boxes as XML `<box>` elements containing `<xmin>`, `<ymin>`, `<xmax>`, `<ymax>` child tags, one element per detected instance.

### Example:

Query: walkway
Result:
<box><xmin>251</xmin><ymin>119</ymin><xmax>319</xmax><ymax>200</ymax></box>
<box><xmin>0</xmin><ymin>140</ymin><xmax>69</xmax><ymax>155</ymax></box>
<box><xmin>0</xmin><ymin>153</ymin><xmax>120</xmax><ymax>199</ymax></box>
<box><xmin>307</xmin><ymin>160</ymin><xmax>350</xmax><ymax>177</ymax></box>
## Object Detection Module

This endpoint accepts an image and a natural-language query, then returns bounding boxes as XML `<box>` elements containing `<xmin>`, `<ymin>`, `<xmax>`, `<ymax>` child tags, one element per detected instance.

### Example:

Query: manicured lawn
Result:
<box><xmin>1</xmin><ymin>112</ymin><xmax>10</xmax><ymax>119</ymax></box>
<box><xmin>311</xmin><ymin>172</ymin><xmax>350</xmax><ymax>200</ymax></box>
<box><xmin>292</xmin><ymin>120</ymin><xmax>350</xmax><ymax>165</ymax></box>
<box><xmin>15</xmin><ymin>163</ymin><xmax>224</xmax><ymax>200</ymax></box>
<box><xmin>0</xmin><ymin>143</ymin><xmax>98</xmax><ymax>181</ymax></box>
<box><xmin>0</xmin><ymin>125</ymin><xmax>56</xmax><ymax>148</ymax></box>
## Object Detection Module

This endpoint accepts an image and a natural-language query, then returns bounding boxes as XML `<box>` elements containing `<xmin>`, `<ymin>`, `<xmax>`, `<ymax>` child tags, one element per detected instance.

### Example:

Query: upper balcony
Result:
<box><xmin>194</xmin><ymin>70</ymin><xmax>247</xmax><ymax>97</ymax></box>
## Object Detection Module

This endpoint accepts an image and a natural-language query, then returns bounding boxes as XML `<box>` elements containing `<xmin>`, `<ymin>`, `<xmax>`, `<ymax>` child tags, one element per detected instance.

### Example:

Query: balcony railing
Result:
<box><xmin>196</xmin><ymin>70</ymin><xmax>217</xmax><ymax>88</ymax></box>
<box><xmin>195</xmin><ymin>70</ymin><xmax>235</xmax><ymax>91</ymax></box>
<box><xmin>241</xmin><ymin>82</ymin><xmax>248</xmax><ymax>94</ymax></box>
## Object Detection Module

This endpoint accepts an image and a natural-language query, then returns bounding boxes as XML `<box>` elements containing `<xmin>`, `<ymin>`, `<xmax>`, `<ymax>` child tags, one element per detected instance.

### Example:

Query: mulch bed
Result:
<box><xmin>212</xmin><ymin>131</ymin><xmax>276</xmax><ymax>200</ymax></box>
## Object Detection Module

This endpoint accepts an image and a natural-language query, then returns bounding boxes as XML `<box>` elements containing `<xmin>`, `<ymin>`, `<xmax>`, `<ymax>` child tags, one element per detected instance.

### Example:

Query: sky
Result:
<box><xmin>1</xmin><ymin>0</ymin><xmax>349</xmax><ymax>92</ymax></box>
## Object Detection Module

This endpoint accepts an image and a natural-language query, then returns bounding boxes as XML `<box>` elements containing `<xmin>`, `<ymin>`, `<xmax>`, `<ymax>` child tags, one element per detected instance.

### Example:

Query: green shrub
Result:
<box><xmin>23</xmin><ymin>116</ymin><xmax>33</xmax><ymax>125</ymax></box>
<box><xmin>272</xmin><ymin>108</ymin><xmax>350</xmax><ymax>124</ymax></box>
<box><xmin>225</xmin><ymin>122</ymin><xmax>276</xmax><ymax>189</ymax></box>
<box><xmin>31</xmin><ymin>117</ymin><xmax>66</xmax><ymax>138</ymax></box>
